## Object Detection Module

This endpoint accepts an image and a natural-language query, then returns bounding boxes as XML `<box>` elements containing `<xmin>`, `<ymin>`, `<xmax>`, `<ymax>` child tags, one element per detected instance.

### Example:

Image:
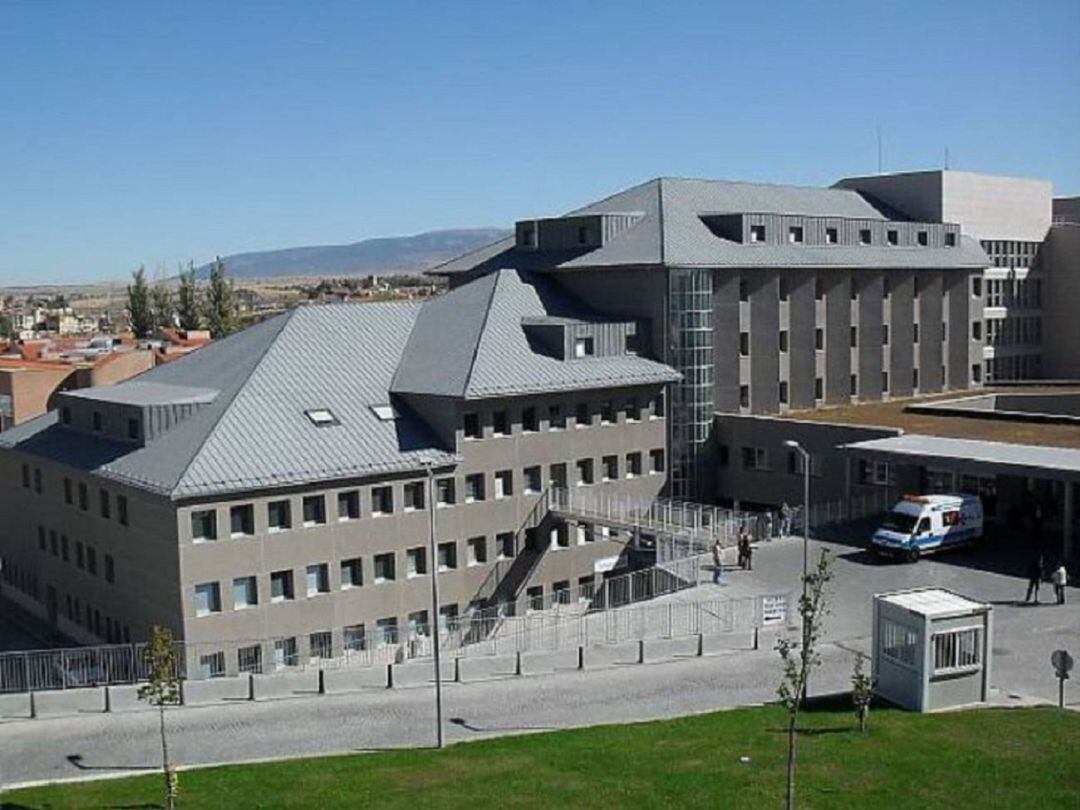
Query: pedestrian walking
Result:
<box><xmin>743</xmin><ymin>534</ymin><xmax>753</xmax><ymax>571</ymax></box>
<box><xmin>1025</xmin><ymin>556</ymin><xmax>1043</xmax><ymax>604</ymax></box>
<box><xmin>780</xmin><ymin>502</ymin><xmax>792</xmax><ymax>537</ymax></box>
<box><xmin>1051</xmin><ymin>562</ymin><xmax>1068</xmax><ymax>605</ymax></box>
<box><xmin>712</xmin><ymin>540</ymin><xmax>724</xmax><ymax>584</ymax></box>
<box><xmin>736</xmin><ymin>534</ymin><xmax>748</xmax><ymax>570</ymax></box>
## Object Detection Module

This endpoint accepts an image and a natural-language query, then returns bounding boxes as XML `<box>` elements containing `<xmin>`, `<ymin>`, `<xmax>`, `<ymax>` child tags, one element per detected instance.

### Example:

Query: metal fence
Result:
<box><xmin>0</xmin><ymin>586</ymin><xmax>793</xmax><ymax>694</ymax></box>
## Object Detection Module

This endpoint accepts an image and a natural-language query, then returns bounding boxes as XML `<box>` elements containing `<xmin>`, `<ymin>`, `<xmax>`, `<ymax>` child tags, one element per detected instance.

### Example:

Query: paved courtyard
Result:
<box><xmin>0</xmin><ymin>533</ymin><xmax>1076</xmax><ymax>789</ymax></box>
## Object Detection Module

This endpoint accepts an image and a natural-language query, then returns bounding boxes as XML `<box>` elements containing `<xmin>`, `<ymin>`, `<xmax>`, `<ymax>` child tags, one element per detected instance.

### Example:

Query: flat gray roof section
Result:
<box><xmin>64</xmin><ymin>381</ymin><xmax>219</xmax><ymax>406</ymax></box>
<box><xmin>841</xmin><ymin>434</ymin><xmax>1080</xmax><ymax>478</ymax></box>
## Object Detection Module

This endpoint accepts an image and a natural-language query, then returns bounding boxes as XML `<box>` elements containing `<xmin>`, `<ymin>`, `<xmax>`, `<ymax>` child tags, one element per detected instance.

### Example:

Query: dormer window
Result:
<box><xmin>305</xmin><ymin>408</ymin><xmax>338</xmax><ymax>426</ymax></box>
<box><xmin>749</xmin><ymin>225</ymin><xmax>766</xmax><ymax>243</ymax></box>
<box><xmin>825</xmin><ymin>227</ymin><xmax>838</xmax><ymax>244</ymax></box>
<box><xmin>788</xmin><ymin>226</ymin><xmax>804</xmax><ymax>244</ymax></box>
<box><xmin>945</xmin><ymin>232</ymin><xmax>957</xmax><ymax>247</ymax></box>
<box><xmin>917</xmin><ymin>230</ymin><xmax>929</xmax><ymax>246</ymax></box>
<box><xmin>574</xmin><ymin>337</ymin><xmax>594</xmax><ymax>358</ymax></box>
<box><xmin>859</xmin><ymin>229</ymin><xmax>872</xmax><ymax>245</ymax></box>
<box><xmin>887</xmin><ymin>230</ymin><xmax>899</xmax><ymax>246</ymax></box>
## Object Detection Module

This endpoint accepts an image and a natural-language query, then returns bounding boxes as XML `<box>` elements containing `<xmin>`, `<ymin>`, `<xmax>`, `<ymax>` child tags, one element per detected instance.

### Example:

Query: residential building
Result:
<box><xmin>0</xmin><ymin>268</ymin><xmax>675</xmax><ymax>676</ymax></box>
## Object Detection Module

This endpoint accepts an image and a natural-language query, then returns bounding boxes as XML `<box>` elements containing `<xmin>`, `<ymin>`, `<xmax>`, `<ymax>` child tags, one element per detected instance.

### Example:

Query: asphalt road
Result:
<box><xmin>1</xmin><ymin>534</ymin><xmax>1077</xmax><ymax>789</ymax></box>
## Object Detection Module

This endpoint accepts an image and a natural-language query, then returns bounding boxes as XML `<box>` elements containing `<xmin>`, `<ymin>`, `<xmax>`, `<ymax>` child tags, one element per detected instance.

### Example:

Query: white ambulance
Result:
<box><xmin>872</xmin><ymin>494</ymin><xmax>984</xmax><ymax>562</ymax></box>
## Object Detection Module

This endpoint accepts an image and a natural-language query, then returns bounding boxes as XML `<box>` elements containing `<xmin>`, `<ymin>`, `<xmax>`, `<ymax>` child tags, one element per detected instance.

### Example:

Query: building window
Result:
<box><xmin>882</xmin><ymin>371</ymin><xmax>890</xmax><ymax>393</ymax></box>
<box><xmin>438</xmin><ymin>541</ymin><xmax>458</xmax><ymax>571</ymax></box>
<box><xmin>602</xmin><ymin>455</ymin><xmax>618</xmax><ymax>481</ymax></box>
<box><xmin>522</xmin><ymin>407</ymin><xmax>539</xmax><ymax>432</ymax></box>
<box><xmin>230</xmin><ymin>504</ymin><xmax>254</xmax><ymax>537</ymax></box>
<box><xmin>523</xmin><ymin>466</ymin><xmax>542</xmax><ymax>494</ymax></box>
<box><xmin>403</xmin><ymin>481</ymin><xmax>425</xmax><ymax>511</ymax></box>
<box><xmin>917</xmin><ymin>230</ymin><xmax>928</xmax><ymax>246</ymax></box>
<box><xmin>496</xmin><ymin>532</ymin><xmax>515</xmax><ymax>560</ymax></box>
<box><xmin>850</xmin><ymin>325</ymin><xmax>858</xmax><ymax>347</ymax></box>
<box><xmin>310</xmin><ymin>631</ymin><xmax>333</xmax><ymax>661</ymax></box>
<box><xmin>548</xmin><ymin>404</ymin><xmax>566</xmax><ymax>430</ymax></box>
<box><xmin>439</xmin><ymin>604</ymin><xmax>459</xmax><ymax>633</ymax></box>
<box><xmin>343</xmin><ymin>624</ymin><xmax>366</xmax><ymax>651</ymax></box>
<box><xmin>576</xmin><ymin>458</ymin><xmax>594</xmax><ymax>486</ymax></box>
<box><xmin>341</xmin><ymin>558</ymin><xmax>363</xmax><ymax>588</ymax></box>
<box><xmin>886</xmin><ymin>229</ymin><xmax>899</xmax><ymax>246</ymax></box>
<box><xmin>779</xmin><ymin>330</ymin><xmax>788</xmax><ymax>352</ymax></box>
<box><xmin>76</xmin><ymin>540</ymin><xmax>84</xmax><ymax>568</ymax></box>
<box><xmin>467</xmin><ymin>536</ymin><xmax>487</xmax><ymax>566</ymax></box>
<box><xmin>105</xmin><ymin>554</ymin><xmax>114</xmax><ymax>584</ymax></box>
<box><xmin>932</xmin><ymin>627</ymin><xmax>982</xmax><ymax>675</ymax></box>
<box><xmin>268</xmin><ymin>500</ymin><xmax>292</xmax><ymax>532</ymax></box>
<box><xmin>788</xmin><ymin>225</ymin><xmax>804</xmax><ymax>244</ymax></box>
<box><xmin>270</xmin><ymin>570</ymin><xmax>295</xmax><ymax>602</ymax></box>
<box><xmin>739</xmin><ymin>278</ymin><xmax>749</xmax><ymax>301</ymax></box>
<box><xmin>274</xmin><ymin>637</ymin><xmax>298</xmax><ymax>668</ymax></box>
<box><xmin>78</xmin><ymin>482</ymin><xmax>88</xmax><ymax>510</ymax></box>
<box><xmin>599</xmin><ymin>400</ymin><xmax>615</xmax><ymax>425</ymax></box>
<box><xmin>815</xmin><ymin>328</ymin><xmax>824</xmax><ymax>350</ymax></box>
<box><xmin>199</xmin><ymin>652</ymin><xmax>226</xmax><ymax>679</ymax></box>
<box><xmin>191</xmin><ymin>509</ymin><xmax>217</xmax><ymax>542</ymax></box>
<box><xmin>946</xmin><ymin>232</ymin><xmax>957</xmax><ymax>247</ymax></box>
<box><xmin>850</xmin><ymin>374</ymin><xmax>858</xmax><ymax>396</ymax></box>
<box><xmin>626</xmin><ymin>452</ymin><xmax>643</xmax><ymax>478</ymax></box>
<box><xmin>87</xmin><ymin>545</ymin><xmax>97</xmax><ymax>574</ymax></box>
<box><xmin>487</xmin><ymin>469</ymin><xmax>511</xmax><ymax>499</ymax></box>
<box><xmin>859</xmin><ymin>229</ymin><xmax>872</xmax><ymax>245</ymax></box>
<box><xmin>233</xmin><ymin>576</ymin><xmax>258</xmax><ymax>609</ymax></box>
<box><xmin>550</xmin><ymin>463</ymin><xmax>568</xmax><ymax>489</ymax></box>
<box><xmin>63</xmin><ymin>478</ymin><xmax>72</xmax><ymax>505</ymax></box>
<box><xmin>337</xmin><ymin>490</ymin><xmax>360</xmax><ymax>521</ymax></box>
<box><xmin>972</xmin><ymin>363</ymin><xmax>983</xmax><ymax>384</ymax></box>
<box><xmin>882</xmin><ymin>324</ymin><xmax>889</xmax><ymax>345</ymax></box>
<box><xmin>574</xmin><ymin>337</ymin><xmax>594</xmax><ymax>358</ymax></box>
<box><xmin>464</xmin><ymin>473</ymin><xmax>485</xmax><ymax>502</ymax></box>
<box><xmin>117</xmin><ymin>495</ymin><xmax>128</xmax><ymax>526</ymax></box>
<box><xmin>436</xmin><ymin>477</ymin><xmax>456</xmax><ymax>506</ymax></box>
<box><xmin>373</xmin><ymin>553</ymin><xmax>396</xmax><ymax>583</ymax></box>
<box><xmin>651</xmin><ymin>391</ymin><xmax>665</xmax><ymax>419</ymax></box>
<box><xmin>625</xmin><ymin>397</ymin><xmax>641</xmax><ymax>422</ymax></box>
<box><xmin>749</xmin><ymin>224</ymin><xmax>766</xmax><ymax>243</ymax></box>
<box><xmin>972</xmin><ymin>321</ymin><xmax>982</xmax><ymax>341</ymax></box>
<box><xmin>49</xmin><ymin>529</ymin><xmax>57</xmax><ymax>556</ymax></box>
<box><xmin>194</xmin><ymin>582</ymin><xmax>222</xmax><ymax>616</ymax></box>
<box><xmin>881</xmin><ymin>618</ymin><xmax>918</xmax><ymax>668</ymax></box>
<box><xmin>814</xmin><ymin>377</ymin><xmax>824</xmax><ymax>400</ymax></box>
<box><xmin>913</xmin><ymin>322</ymin><xmax>920</xmax><ymax>343</ymax></box>
<box><xmin>406</xmin><ymin>546</ymin><xmax>427</xmax><ymax>578</ymax></box>
<box><xmin>492</xmin><ymin>410</ymin><xmax>510</xmax><ymax>436</ymax></box>
<box><xmin>650</xmin><ymin>448</ymin><xmax>665</xmax><ymax>474</ymax></box>
<box><xmin>739</xmin><ymin>331</ymin><xmax>749</xmax><ymax>356</ymax></box>
<box><xmin>972</xmin><ymin>277</ymin><xmax>982</xmax><ymax>297</ymax></box>
<box><xmin>305</xmin><ymin>563</ymin><xmax>330</xmax><ymax>596</ymax></box>
<box><xmin>371</xmin><ymin>486</ymin><xmax>393</xmax><ymax>515</ymax></box>
<box><xmin>913</xmin><ymin>367</ymin><xmax>920</xmax><ymax>389</ymax></box>
<box><xmin>779</xmin><ymin>381</ymin><xmax>789</xmax><ymax>404</ymax></box>
<box><xmin>825</xmin><ymin>227</ymin><xmax>838</xmax><ymax>244</ymax></box>
<box><xmin>815</xmin><ymin>278</ymin><xmax>825</xmax><ymax>300</ymax></box>
<box><xmin>741</xmin><ymin>447</ymin><xmax>768</xmax><ymax>471</ymax></box>
<box><xmin>739</xmin><ymin>385</ymin><xmax>749</xmax><ymax>408</ymax></box>
<box><xmin>575</xmin><ymin>401</ymin><xmax>590</xmax><ymax>427</ymax></box>
<box><xmin>463</xmin><ymin>412</ymin><xmax>481</xmax><ymax>439</ymax></box>
<box><xmin>302</xmin><ymin>495</ymin><xmax>327</xmax><ymax>526</ymax></box>
<box><xmin>375</xmin><ymin>617</ymin><xmax>398</xmax><ymax>646</ymax></box>
<box><xmin>99</xmin><ymin>489</ymin><xmax>110</xmax><ymax>519</ymax></box>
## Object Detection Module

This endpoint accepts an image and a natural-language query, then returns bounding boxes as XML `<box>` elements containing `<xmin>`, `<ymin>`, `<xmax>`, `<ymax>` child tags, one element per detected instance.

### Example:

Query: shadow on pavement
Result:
<box><xmin>449</xmin><ymin>716</ymin><xmax>556</xmax><ymax>733</ymax></box>
<box><xmin>66</xmin><ymin>754</ymin><xmax>156</xmax><ymax>773</ymax></box>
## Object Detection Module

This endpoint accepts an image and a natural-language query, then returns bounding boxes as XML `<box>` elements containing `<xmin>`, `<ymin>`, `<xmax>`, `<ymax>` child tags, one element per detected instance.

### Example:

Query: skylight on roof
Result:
<box><xmin>370</xmin><ymin>404</ymin><xmax>396</xmax><ymax>421</ymax></box>
<box><xmin>305</xmin><ymin>408</ymin><xmax>339</xmax><ymax>426</ymax></box>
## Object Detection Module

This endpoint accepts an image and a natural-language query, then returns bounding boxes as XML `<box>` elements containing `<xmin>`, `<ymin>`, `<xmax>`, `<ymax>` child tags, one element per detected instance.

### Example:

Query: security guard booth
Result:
<box><xmin>872</xmin><ymin>587</ymin><xmax>992</xmax><ymax>712</ymax></box>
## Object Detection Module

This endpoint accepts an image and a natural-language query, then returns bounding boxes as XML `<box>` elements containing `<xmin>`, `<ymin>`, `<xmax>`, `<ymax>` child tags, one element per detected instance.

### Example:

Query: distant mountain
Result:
<box><xmin>193</xmin><ymin>228</ymin><xmax>509</xmax><ymax>280</ymax></box>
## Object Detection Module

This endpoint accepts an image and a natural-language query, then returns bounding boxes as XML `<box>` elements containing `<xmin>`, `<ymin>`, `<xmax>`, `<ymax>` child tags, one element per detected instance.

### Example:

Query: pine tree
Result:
<box><xmin>126</xmin><ymin>266</ymin><xmax>153</xmax><ymax>338</ymax></box>
<box><xmin>203</xmin><ymin>257</ymin><xmax>237</xmax><ymax>338</ymax></box>
<box><xmin>177</xmin><ymin>262</ymin><xmax>201</xmax><ymax>331</ymax></box>
<box><xmin>151</xmin><ymin>282</ymin><xmax>174</xmax><ymax>331</ymax></box>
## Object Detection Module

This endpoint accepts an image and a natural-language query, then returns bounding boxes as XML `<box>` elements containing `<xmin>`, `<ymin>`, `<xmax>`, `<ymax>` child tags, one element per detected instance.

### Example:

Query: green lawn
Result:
<box><xmin>3</xmin><ymin>703</ymin><xmax>1078</xmax><ymax>809</ymax></box>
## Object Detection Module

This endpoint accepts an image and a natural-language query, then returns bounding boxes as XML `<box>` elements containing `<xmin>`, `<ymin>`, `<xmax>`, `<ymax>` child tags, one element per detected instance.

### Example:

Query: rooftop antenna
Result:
<box><xmin>876</xmin><ymin>125</ymin><xmax>883</xmax><ymax>174</ymax></box>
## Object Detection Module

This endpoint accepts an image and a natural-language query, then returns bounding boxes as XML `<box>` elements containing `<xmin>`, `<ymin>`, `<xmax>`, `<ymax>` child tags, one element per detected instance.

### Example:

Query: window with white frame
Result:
<box><xmin>340</xmin><ymin>557</ymin><xmax>362</xmax><ymax>588</ymax></box>
<box><xmin>306</xmin><ymin>563</ymin><xmax>330</xmax><ymax>596</ymax></box>
<box><xmin>626</xmin><ymin>452</ymin><xmax>643</xmax><ymax>478</ymax></box>
<box><xmin>523</xmin><ymin>466</ymin><xmax>541</xmax><ymax>494</ymax></box>
<box><xmin>268</xmin><ymin>500</ymin><xmax>292</xmax><ymax>532</ymax></box>
<box><xmin>199</xmin><ymin>651</ymin><xmax>226</xmax><ymax>678</ymax></box>
<box><xmin>194</xmin><ymin>582</ymin><xmax>221</xmax><ymax>616</ymax></box>
<box><xmin>270</xmin><ymin>569</ymin><xmax>294</xmax><ymax>602</ymax></box>
<box><xmin>574</xmin><ymin>337</ymin><xmax>594</xmax><ymax>358</ymax></box>
<box><xmin>371</xmin><ymin>486</ymin><xmax>393</xmax><ymax>516</ymax></box>
<box><xmin>309</xmin><ymin>630</ymin><xmax>333</xmax><ymax>660</ymax></box>
<box><xmin>403</xmin><ymin>481</ymin><xmax>425</xmax><ymax>511</ymax></box>
<box><xmin>232</xmin><ymin>576</ymin><xmax>258</xmax><ymax>610</ymax></box>
<box><xmin>602</xmin><ymin>455</ymin><xmax>618</xmax><ymax>481</ymax></box>
<box><xmin>302</xmin><ymin>495</ymin><xmax>326</xmax><ymax>527</ymax></box>
<box><xmin>191</xmin><ymin>510</ymin><xmax>217</xmax><ymax>541</ymax></box>
<box><xmin>932</xmin><ymin>627</ymin><xmax>981</xmax><ymax>675</ymax></box>
<box><xmin>438</xmin><ymin>541</ymin><xmax>457</xmax><ymax>571</ymax></box>
<box><xmin>230</xmin><ymin>504</ymin><xmax>254</xmax><ymax>537</ymax></box>
<box><xmin>496</xmin><ymin>532</ymin><xmax>515</xmax><ymax>560</ymax></box>
<box><xmin>406</xmin><ymin>546</ymin><xmax>427</xmax><ymax>577</ymax></box>
<box><xmin>880</xmin><ymin>618</ymin><xmax>918</xmax><ymax>668</ymax></box>
<box><xmin>343</xmin><ymin>624</ymin><xmax>366</xmax><ymax>651</ymax></box>
<box><xmin>373</xmin><ymin>553</ymin><xmax>396</xmax><ymax>583</ymax></box>
<box><xmin>338</xmin><ymin>490</ymin><xmax>360</xmax><ymax>521</ymax></box>
<box><xmin>650</xmin><ymin>448</ymin><xmax>665</xmax><ymax>474</ymax></box>
<box><xmin>436</xmin><ymin>477</ymin><xmax>456</xmax><ymax>506</ymax></box>
<box><xmin>466</xmin><ymin>536</ymin><xmax>487</xmax><ymax>566</ymax></box>
<box><xmin>375</xmin><ymin>617</ymin><xmax>398</xmax><ymax>646</ymax></box>
<box><xmin>494</xmin><ymin>470</ymin><xmax>512</xmax><ymax>499</ymax></box>
<box><xmin>464</xmin><ymin>474</ymin><xmax>485</xmax><ymax>502</ymax></box>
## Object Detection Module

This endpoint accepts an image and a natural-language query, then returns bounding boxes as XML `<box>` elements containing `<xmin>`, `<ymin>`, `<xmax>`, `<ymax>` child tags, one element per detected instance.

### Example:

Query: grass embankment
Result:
<box><xmin>3</xmin><ymin>703</ymin><xmax>1078</xmax><ymax>809</ymax></box>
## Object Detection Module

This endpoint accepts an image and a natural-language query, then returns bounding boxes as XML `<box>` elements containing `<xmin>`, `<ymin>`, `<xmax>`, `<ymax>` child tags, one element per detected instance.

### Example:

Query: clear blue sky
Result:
<box><xmin>2</xmin><ymin>0</ymin><xmax>1077</xmax><ymax>285</ymax></box>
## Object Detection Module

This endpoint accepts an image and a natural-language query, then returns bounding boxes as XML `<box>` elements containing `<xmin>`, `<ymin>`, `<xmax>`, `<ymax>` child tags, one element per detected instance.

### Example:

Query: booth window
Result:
<box><xmin>880</xmin><ymin>618</ymin><xmax>918</xmax><ymax>668</ymax></box>
<box><xmin>932</xmin><ymin>627</ymin><xmax>981</xmax><ymax>675</ymax></box>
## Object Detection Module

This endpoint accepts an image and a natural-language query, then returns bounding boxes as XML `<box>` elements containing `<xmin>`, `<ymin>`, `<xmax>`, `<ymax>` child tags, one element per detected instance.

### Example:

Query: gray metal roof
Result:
<box><xmin>841</xmin><ymin>434</ymin><xmax>1080</xmax><ymax>477</ymax></box>
<box><xmin>432</xmin><ymin>176</ymin><xmax>989</xmax><ymax>275</ymax></box>
<box><xmin>64</xmin><ymin>381</ymin><xmax>219</xmax><ymax>406</ymax></box>
<box><xmin>3</xmin><ymin>303</ymin><xmax>457</xmax><ymax>500</ymax></box>
<box><xmin>391</xmin><ymin>268</ymin><xmax>680</xmax><ymax>399</ymax></box>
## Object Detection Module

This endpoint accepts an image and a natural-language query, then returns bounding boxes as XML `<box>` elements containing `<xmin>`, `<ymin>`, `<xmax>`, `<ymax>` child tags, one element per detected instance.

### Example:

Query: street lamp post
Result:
<box><xmin>424</xmin><ymin>462</ymin><xmax>444</xmax><ymax>749</ymax></box>
<box><xmin>784</xmin><ymin>439</ymin><xmax>811</xmax><ymax>702</ymax></box>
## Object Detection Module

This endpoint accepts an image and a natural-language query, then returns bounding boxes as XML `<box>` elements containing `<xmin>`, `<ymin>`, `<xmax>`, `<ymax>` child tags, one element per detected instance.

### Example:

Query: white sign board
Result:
<box><xmin>593</xmin><ymin>555</ymin><xmax>623</xmax><ymax>574</ymax></box>
<box><xmin>761</xmin><ymin>594</ymin><xmax>788</xmax><ymax>626</ymax></box>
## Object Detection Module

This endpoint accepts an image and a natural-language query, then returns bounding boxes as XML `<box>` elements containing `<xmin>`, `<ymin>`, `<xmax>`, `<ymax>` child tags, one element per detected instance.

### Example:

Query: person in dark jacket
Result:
<box><xmin>1025</xmin><ymin>556</ymin><xmax>1044</xmax><ymax>604</ymax></box>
